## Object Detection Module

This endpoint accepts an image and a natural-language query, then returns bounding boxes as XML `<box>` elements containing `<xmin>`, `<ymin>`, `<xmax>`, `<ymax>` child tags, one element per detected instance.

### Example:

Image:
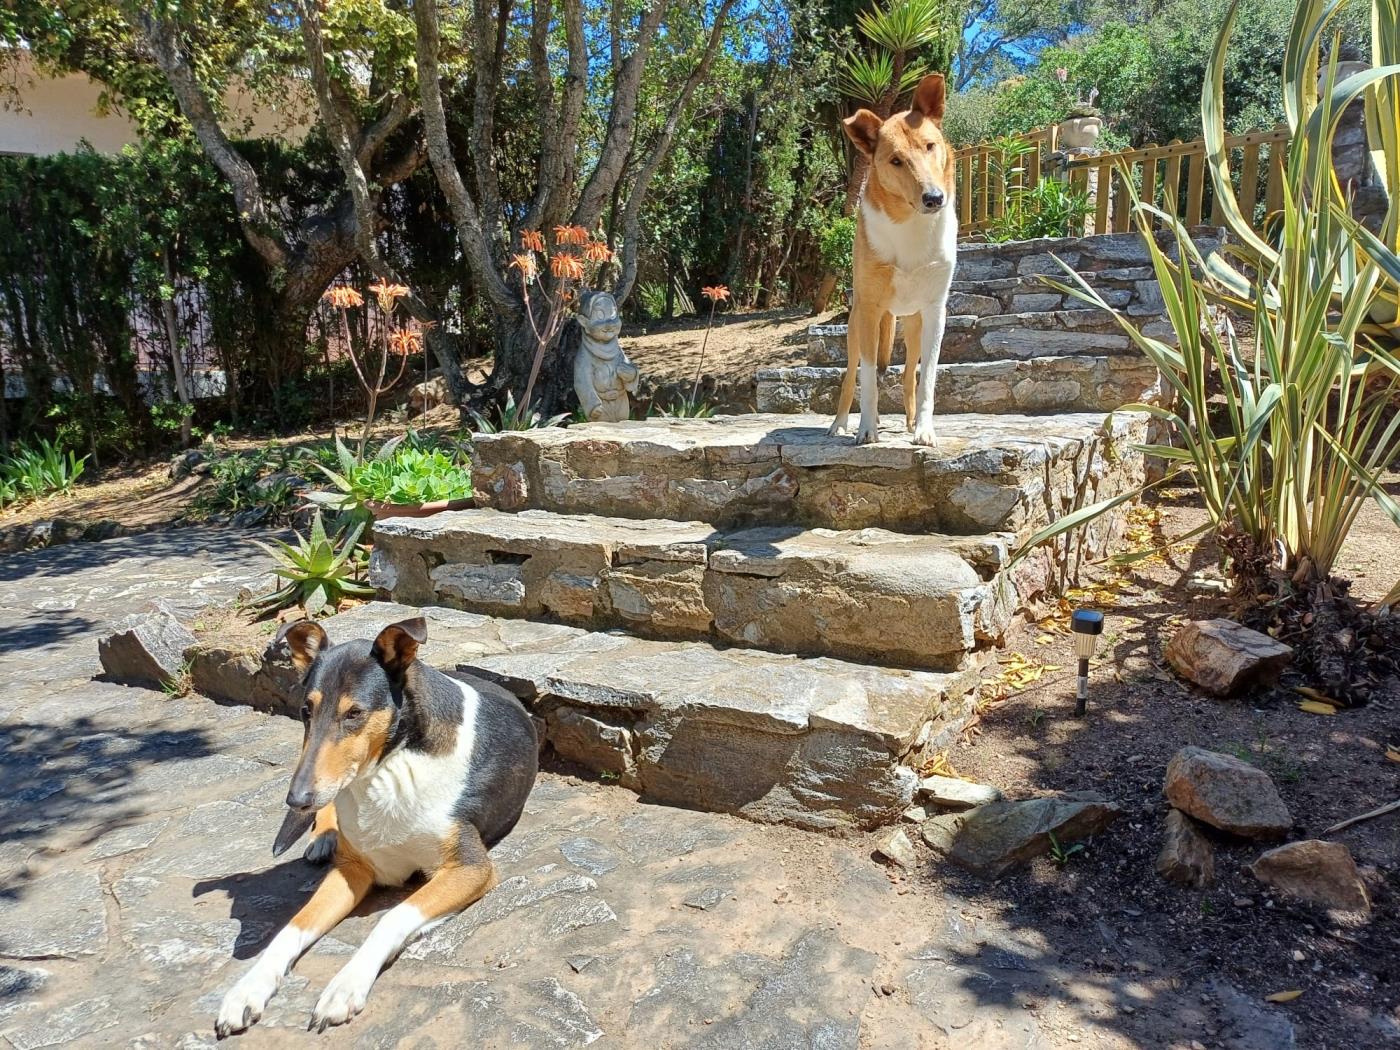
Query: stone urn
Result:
<box><xmin>1059</xmin><ymin>114</ymin><xmax>1103</xmax><ymax>150</ymax></box>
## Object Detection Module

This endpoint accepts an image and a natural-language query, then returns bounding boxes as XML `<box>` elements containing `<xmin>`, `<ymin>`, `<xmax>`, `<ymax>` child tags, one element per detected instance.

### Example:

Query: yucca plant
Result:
<box><xmin>1017</xmin><ymin>0</ymin><xmax>1400</xmax><ymax>609</ymax></box>
<box><xmin>248</xmin><ymin>511</ymin><xmax>374</xmax><ymax>618</ymax></box>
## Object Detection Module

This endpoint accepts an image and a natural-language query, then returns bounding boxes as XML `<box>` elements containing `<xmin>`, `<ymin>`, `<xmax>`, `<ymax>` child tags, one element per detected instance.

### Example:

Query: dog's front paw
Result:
<box><xmin>310</xmin><ymin>964</ymin><xmax>373</xmax><ymax>1032</ymax></box>
<box><xmin>827</xmin><ymin>418</ymin><xmax>851</xmax><ymax>438</ymax></box>
<box><xmin>215</xmin><ymin>966</ymin><xmax>279</xmax><ymax>1038</ymax></box>
<box><xmin>304</xmin><ymin>829</ymin><xmax>337</xmax><ymax>865</ymax></box>
<box><xmin>912</xmin><ymin>424</ymin><xmax>938</xmax><ymax>449</ymax></box>
<box><xmin>855</xmin><ymin>422</ymin><xmax>880</xmax><ymax>445</ymax></box>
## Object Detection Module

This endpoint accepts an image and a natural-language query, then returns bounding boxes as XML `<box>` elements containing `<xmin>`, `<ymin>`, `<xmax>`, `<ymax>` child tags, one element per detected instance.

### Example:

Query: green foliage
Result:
<box><xmin>1047</xmin><ymin>831</ymin><xmax>1086</xmax><ymax>866</ymax></box>
<box><xmin>984</xmin><ymin>138</ymin><xmax>1094</xmax><ymax>241</ymax></box>
<box><xmin>193</xmin><ymin>445</ymin><xmax>302</xmax><ymax>522</ymax></box>
<box><xmin>0</xmin><ymin>438</ymin><xmax>87</xmax><ymax>507</ymax></box>
<box><xmin>248</xmin><ymin>512</ymin><xmax>375</xmax><ymax>618</ymax></box>
<box><xmin>468</xmin><ymin>392</ymin><xmax>569</xmax><ymax>433</ymax></box>
<box><xmin>317</xmin><ymin>434</ymin><xmax>473</xmax><ymax>509</ymax></box>
<box><xmin>817</xmin><ymin>216</ymin><xmax>857</xmax><ymax>285</ymax></box>
<box><xmin>650</xmin><ymin>394</ymin><xmax>718</xmax><ymax>419</ymax></box>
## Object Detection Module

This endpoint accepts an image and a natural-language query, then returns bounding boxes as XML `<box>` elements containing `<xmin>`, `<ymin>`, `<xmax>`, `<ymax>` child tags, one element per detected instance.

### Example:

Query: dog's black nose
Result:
<box><xmin>922</xmin><ymin>189</ymin><xmax>945</xmax><ymax>210</ymax></box>
<box><xmin>286</xmin><ymin>788</ymin><xmax>315</xmax><ymax>811</ymax></box>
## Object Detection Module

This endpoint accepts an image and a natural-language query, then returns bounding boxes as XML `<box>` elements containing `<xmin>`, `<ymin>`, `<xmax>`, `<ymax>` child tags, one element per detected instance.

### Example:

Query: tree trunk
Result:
<box><xmin>487</xmin><ymin>313</ymin><xmax>580</xmax><ymax>420</ymax></box>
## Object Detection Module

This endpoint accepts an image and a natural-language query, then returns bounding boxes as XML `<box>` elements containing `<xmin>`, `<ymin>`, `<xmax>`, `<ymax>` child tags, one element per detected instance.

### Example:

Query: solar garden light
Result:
<box><xmin>1071</xmin><ymin>609</ymin><xmax>1105</xmax><ymax>717</ymax></box>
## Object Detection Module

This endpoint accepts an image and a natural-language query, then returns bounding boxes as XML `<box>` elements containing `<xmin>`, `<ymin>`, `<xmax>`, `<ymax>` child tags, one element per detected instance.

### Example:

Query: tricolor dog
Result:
<box><xmin>830</xmin><ymin>73</ymin><xmax>957</xmax><ymax>446</ymax></box>
<box><xmin>214</xmin><ymin>617</ymin><xmax>537</xmax><ymax>1036</ymax></box>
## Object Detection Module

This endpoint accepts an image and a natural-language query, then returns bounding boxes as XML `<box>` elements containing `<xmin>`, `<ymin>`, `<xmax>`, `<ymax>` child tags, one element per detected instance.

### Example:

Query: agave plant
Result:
<box><xmin>467</xmin><ymin>391</ymin><xmax>569</xmax><ymax>433</ymax></box>
<box><xmin>1019</xmin><ymin>0</ymin><xmax>1400</xmax><ymax>608</ymax></box>
<box><xmin>248</xmin><ymin>511</ymin><xmax>374</xmax><ymax>618</ymax></box>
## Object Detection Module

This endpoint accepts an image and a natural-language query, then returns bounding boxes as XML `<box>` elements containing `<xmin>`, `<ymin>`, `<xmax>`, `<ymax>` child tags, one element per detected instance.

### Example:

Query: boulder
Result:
<box><xmin>1250</xmin><ymin>840</ymin><xmax>1370</xmax><ymax>915</ymax></box>
<box><xmin>97</xmin><ymin>604</ymin><xmax>197</xmax><ymax>690</ymax></box>
<box><xmin>920</xmin><ymin>792</ymin><xmax>1122</xmax><ymax>876</ymax></box>
<box><xmin>1156</xmin><ymin>809</ymin><xmax>1215</xmax><ymax>887</ymax></box>
<box><xmin>1164</xmin><ymin>747</ymin><xmax>1291</xmax><ymax>839</ymax></box>
<box><xmin>407</xmin><ymin>373</ymin><xmax>452</xmax><ymax>412</ymax></box>
<box><xmin>168</xmin><ymin>448</ymin><xmax>207</xmax><ymax>480</ymax></box>
<box><xmin>1164</xmin><ymin>619</ymin><xmax>1292</xmax><ymax>697</ymax></box>
<box><xmin>916</xmin><ymin>775</ymin><xmax>1003</xmax><ymax>811</ymax></box>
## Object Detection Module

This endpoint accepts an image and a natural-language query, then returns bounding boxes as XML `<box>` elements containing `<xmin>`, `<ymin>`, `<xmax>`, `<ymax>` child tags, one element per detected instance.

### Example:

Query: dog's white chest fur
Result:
<box><xmin>336</xmin><ymin>679</ymin><xmax>480</xmax><ymax>885</ymax></box>
<box><xmin>861</xmin><ymin>200</ymin><xmax>957</xmax><ymax>317</ymax></box>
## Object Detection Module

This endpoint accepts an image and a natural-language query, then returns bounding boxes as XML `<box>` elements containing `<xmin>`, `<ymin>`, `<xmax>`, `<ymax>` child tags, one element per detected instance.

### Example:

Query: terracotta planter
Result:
<box><xmin>365</xmin><ymin>496</ymin><xmax>475</xmax><ymax>521</ymax></box>
<box><xmin>1059</xmin><ymin>115</ymin><xmax>1103</xmax><ymax>150</ymax></box>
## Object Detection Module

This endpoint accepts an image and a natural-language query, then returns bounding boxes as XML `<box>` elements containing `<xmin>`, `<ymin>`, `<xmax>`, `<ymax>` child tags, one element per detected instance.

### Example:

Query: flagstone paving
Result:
<box><xmin>0</xmin><ymin>529</ymin><xmax>1296</xmax><ymax>1049</ymax></box>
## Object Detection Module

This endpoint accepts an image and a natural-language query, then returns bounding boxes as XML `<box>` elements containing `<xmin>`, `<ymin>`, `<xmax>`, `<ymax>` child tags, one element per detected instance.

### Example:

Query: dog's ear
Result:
<box><xmin>277</xmin><ymin>620</ymin><xmax>329</xmax><ymax>676</ymax></box>
<box><xmin>910</xmin><ymin>74</ymin><xmax>946</xmax><ymax>123</ymax></box>
<box><xmin>371</xmin><ymin>617</ymin><xmax>428</xmax><ymax>678</ymax></box>
<box><xmin>843</xmin><ymin>109</ymin><xmax>882</xmax><ymax>157</ymax></box>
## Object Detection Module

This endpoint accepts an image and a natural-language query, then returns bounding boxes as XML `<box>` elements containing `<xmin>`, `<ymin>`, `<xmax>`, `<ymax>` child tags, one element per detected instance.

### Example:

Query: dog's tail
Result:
<box><xmin>876</xmin><ymin>312</ymin><xmax>895</xmax><ymax>371</ymax></box>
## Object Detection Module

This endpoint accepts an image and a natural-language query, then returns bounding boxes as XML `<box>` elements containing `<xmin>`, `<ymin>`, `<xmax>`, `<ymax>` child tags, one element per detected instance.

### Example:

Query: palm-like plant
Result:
<box><xmin>248</xmin><ymin>511</ymin><xmax>374</xmax><ymax>618</ymax></box>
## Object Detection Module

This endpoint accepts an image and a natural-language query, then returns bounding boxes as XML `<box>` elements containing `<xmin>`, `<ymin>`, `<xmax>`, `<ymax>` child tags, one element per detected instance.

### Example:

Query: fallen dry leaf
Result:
<box><xmin>1297</xmin><ymin>700</ymin><xmax>1338</xmax><ymax>716</ymax></box>
<box><xmin>1265</xmin><ymin>990</ymin><xmax>1303</xmax><ymax>1004</ymax></box>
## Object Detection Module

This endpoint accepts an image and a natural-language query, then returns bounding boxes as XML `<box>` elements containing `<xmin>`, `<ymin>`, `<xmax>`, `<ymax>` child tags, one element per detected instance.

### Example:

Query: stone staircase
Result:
<box><xmin>354</xmin><ymin>402</ymin><xmax>1147</xmax><ymax>832</ymax></box>
<box><xmin>757</xmin><ymin>228</ymin><xmax>1221</xmax><ymax>417</ymax></box>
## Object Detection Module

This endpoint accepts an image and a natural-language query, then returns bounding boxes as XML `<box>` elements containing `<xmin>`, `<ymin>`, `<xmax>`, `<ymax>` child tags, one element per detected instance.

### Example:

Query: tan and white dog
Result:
<box><xmin>831</xmin><ymin>73</ymin><xmax>957</xmax><ymax>446</ymax></box>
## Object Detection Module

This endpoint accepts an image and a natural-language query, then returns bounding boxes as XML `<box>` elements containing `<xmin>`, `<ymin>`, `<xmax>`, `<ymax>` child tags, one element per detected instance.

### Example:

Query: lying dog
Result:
<box><xmin>830</xmin><ymin>73</ymin><xmax>957</xmax><ymax>446</ymax></box>
<box><xmin>215</xmin><ymin>617</ymin><xmax>537</xmax><ymax>1036</ymax></box>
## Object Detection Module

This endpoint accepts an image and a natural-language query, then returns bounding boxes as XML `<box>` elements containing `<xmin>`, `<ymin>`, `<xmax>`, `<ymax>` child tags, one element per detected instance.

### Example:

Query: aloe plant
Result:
<box><xmin>248</xmin><ymin>511</ymin><xmax>374</xmax><ymax>618</ymax></box>
<box><xmin>1017</xmin><ymin>0</ymin><xmax>1400</xmax><ymax>606</ymax></box>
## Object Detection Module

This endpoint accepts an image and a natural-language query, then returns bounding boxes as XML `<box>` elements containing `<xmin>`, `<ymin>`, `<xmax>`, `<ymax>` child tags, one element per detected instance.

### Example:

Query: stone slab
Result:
<box><xmin>191</xmin><ymin>602</ymin><xmax>980</xmax><ymax>832</ymax></box>
<box><xmin>757</xmin><ymin>356</ymin><xmax>1161</xmax><ymax>415</ymax></box>
<box><xmin>373</xmin><ymin>509</ymin><xmax>1027</xmax><ymax>669</ymax></box>
<box><xmin>470</xmin><ymin>411</ymin><xmax>1149</xmax><ymax>538</ymax></box>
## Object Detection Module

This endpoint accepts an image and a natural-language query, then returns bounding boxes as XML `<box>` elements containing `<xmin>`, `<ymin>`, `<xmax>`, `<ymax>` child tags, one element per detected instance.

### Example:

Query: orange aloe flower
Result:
<box><xmin>387</xmin><ymin>326</ymin><xmax>423</xmax><ymax>356</ymax></box>
<box><xmin>520</xmin><ymin>229</ymin><xmax>546</xmax><ymax>253</ymax></box>
<box><xmin>553</xmin><ymin>224</ymin><xmax>589</xmax><ymax>247</ymax></box>
<box><xmin>550</xmin><ymin>252</ymin><xmax>585</xmax><ymax>281</ymax></box>
<box><xmin>509</xmin><ymin>252</ymin><xmax>539</xmax><ymax>282</ymax></box>
<box><xmin>323</xmin><ymin>284</ymin><xmax>364</xmax><ymax>309</ymax></box>
<box><xmin>583</xmin><ymin>240</ymin><xmax>613</xmax><ymax>263</ymax></box>
<box><xmin>368</xmin><ymin>279</ymin><xmax>410</xmax><ymax>311</ymax></box>
<box><xmin>701</xmin><ymin>285</ymin><xmax>731</xmax><ymax>303</ymax></box>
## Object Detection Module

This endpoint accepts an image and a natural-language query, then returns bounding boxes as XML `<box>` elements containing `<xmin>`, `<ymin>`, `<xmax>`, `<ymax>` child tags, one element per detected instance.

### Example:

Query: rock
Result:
<box><xmin>920</xmin><ymin>792</ymin><xmax>1122</xmax><ymax>876</ymax></box>
<box><xmin>81</xmin><ymin>519</ymin><xmax>129</xmax><ymax>542</ymax></box>
<box><xmin>875</xmin><ymin>828</ymin><xmax>919</xmax><ymax>869</ymax></box>
<box><xmin>228</xmin><ymin>505</ymin><xmax>271</xmax><ymax>528</ymax></box>
<box><xmin>97</xmin><ymin>603</ymin><xmax>197</xmax><ymax>690</ymax></box>
<box><xmin>901</xmin><ymin>804</ymin><xmax>930</xmax><ymax>823</ymax></box>
<box><xmin>916</xmin><ymin>774</ymin><xmax>1002</xmax><ymax>810</ymax></box>
<box><xmin>1250</xmin><ymin>840</ymin><xmax>1371</xmax><ymax>915</ymax></box>
<box><xmin>1164</xmin><ymin>747</ymin><xmax>1292</xmax><ymax>839</ymax></box>
<box><xmin>407</xmin><ymin>372</ymin><xmax>452</xmax><ymax>412</ymax></box>
<box><xmin>547</xmin><ymin>707</ymin><xmax>636</xmax><ymax>781</ymax></box>
<box><xmin>1164</xmin><ymin>619</ymin><xmax>1293</xmax><ymax>696</ymax></box>
<box><xmin>1156</xmin><ymin>809</ymin><xmax>1215</xmax><ymax>887</ymax></box>
<box><xmin>168</xmin><ymin>448</ymin><xmax>207</xmax><ymax>479</ymax></box>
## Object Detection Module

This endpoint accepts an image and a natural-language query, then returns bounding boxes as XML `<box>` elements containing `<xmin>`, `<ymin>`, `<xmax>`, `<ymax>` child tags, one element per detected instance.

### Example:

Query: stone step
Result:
<box><xmin>954</xmin><ymin>226</ymin><xmax>1223</xmax><ymax>283</ymax></box>
<box><xmin>806</xmin><ymin>309</ymin><xmax>1175</xmax><ymax>368</ymax></box>
<box><xmin>371</xmin><ymin>508</ymin><xmax>1031</xmax><ymax>671</ymax></box>
<box><xmin>189</xmin><ymin>601</ymin><xmax>983</xmax><ymax>832</ymax></box>
<box><xmin>756</xmin><ymin>356</ymin><xmax>1160</xmax><ymax>416</ymax></box>
<box><xmin>471</xmin><ymin>410</ymin><xmax>1147</xmax><ymax>537</ymax></box>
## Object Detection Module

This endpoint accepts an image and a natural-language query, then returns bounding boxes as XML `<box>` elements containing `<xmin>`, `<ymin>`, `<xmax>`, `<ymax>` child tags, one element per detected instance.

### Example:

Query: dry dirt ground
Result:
<box><xmin>939</xmin><ymin>495</ymin><xmax>1400</xmax><ymax>1048</ymax></box>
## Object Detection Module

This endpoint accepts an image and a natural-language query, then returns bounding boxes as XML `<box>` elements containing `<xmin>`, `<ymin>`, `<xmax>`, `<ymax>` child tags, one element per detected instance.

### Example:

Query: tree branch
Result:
<box><xmin>616</xmin><ymin>0</ymin><xmax>736</xmax><ymax>303</ymax></box>
<box><xmin>571</xmin><ymin>0</ymin><xmax>667</xmax><ymax>230</ymax></box>
<box><xmin>413</xmin><ymin>0</ymin><xmax>518</xmax><ymax>315</ymax></box>
<box><xmin>135</xmin><ymin>10</ymin><xmax>288</xmax><ymax>269</ymax></box>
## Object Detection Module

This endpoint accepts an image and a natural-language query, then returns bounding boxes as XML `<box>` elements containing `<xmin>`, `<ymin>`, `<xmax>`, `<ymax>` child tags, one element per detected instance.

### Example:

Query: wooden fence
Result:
<box><xmin>954</xmin><ymin>124</ymin><xmax>1290</xmax><ymax>240</ymax></box>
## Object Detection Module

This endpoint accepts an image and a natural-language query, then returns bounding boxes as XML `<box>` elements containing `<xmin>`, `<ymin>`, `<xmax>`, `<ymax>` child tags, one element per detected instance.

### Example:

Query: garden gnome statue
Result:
<box><xmin>573</xmin><ymin>290</ymin><xmax>639</xmax><ymax>422</ymax></box>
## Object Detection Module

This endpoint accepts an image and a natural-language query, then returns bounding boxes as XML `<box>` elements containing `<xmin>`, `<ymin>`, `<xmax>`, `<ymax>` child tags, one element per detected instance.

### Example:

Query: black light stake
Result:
<box><xmin>1071</xmin><ymin>609</ymin><xmax>1105</xmax><ymax>716</ymax></box>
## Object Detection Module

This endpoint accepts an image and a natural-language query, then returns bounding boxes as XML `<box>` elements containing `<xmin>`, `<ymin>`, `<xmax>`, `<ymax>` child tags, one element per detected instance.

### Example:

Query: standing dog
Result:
<box><xmin>830</xmin><ymin>73</ymin><xmax>957</xmax><ymax>446</ymax></box>
<box><xmin>214</xmin><ymin>617</ymin><xmax>538</xmax><ymax>1036</ymax></box>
